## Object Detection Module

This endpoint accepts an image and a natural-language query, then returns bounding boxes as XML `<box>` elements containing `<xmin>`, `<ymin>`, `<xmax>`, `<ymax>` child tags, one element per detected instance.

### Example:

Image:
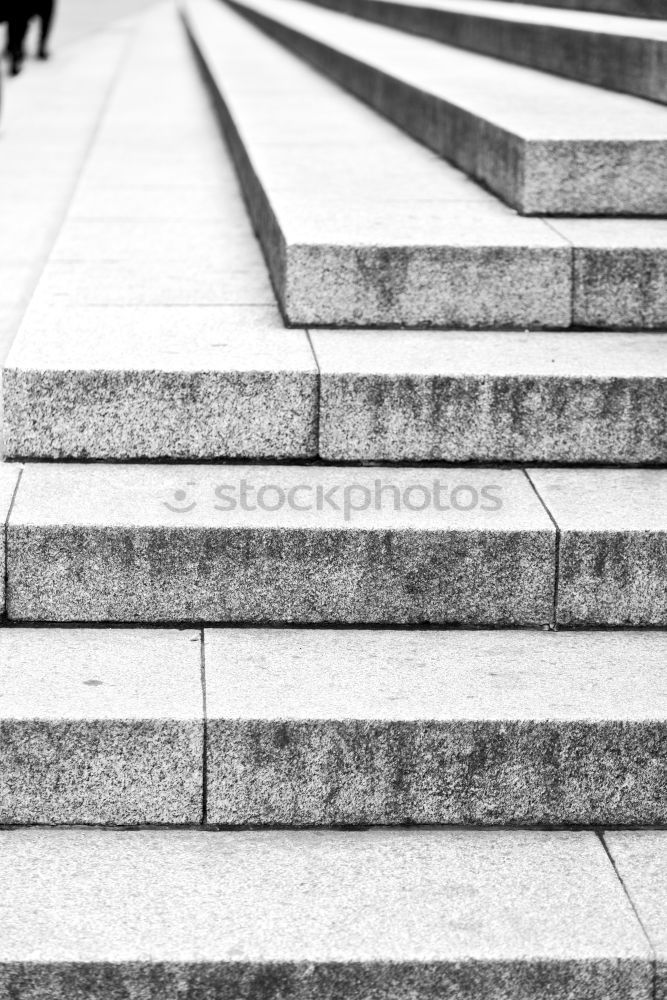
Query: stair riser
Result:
<box><xmin>303</xmin><ymin>0</ymin><xmax>667</xmax><ymax>104</ymax></box>
<box><xmin>318</xmin><ymin>373</ymin><xmax>667</xmax><ymax>465</ymax></box>
<box><xmin>6</xmin><ymin>364</ymin><xmax>665</xmax><ymax>465</ymax></box>
<box><xmin>3</xmin><ymin>717</ymin><xmax>665</xmax><ymax>826</ymax></box>
<box><xmin>5</xmin><ymin>524</ymin><xmax>555</xmax><ymax>625</ymax></box>
<box><xmin>487</xmin><ymin>0</ymin><xmax>665</xmax><ymax>16</ymax></box>
<box><xmin>2</xmin><ymin>369</ymin><xmax>319</xmax><ymax>461</ymax></box>
<box><xmin>209</xmin><ymin>719</ymin><xmax>667</xmax><ymax>826</ymax></box>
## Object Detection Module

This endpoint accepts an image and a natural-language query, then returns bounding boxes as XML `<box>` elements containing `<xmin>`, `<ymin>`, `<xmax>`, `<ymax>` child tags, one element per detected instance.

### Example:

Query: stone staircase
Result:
<box><xmin>0</xmin><ymin>0</ymin><xmax>666</xmax><ymax>994</ymax></box>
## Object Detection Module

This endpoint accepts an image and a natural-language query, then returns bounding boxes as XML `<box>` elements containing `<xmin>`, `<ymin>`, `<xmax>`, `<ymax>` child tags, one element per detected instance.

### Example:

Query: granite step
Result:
<box><xmin>3</xmin><ymin>626</ymin><xmax>666</xmax><ymax>826</ymax></box>
<box><xmin>0</xmin><ymin>628</ymin><xmax>204</xmax><ymax>825</ymax></box>
<box><xmin>547</xmin><ymin>218</ymin><xmax>667</xmax><ymax>329</ymax></box>
<box><xmin>6</xmin><ymin>326</ymin><xmax>665</xmax><ymax>462</ymax></box>
<box><xmin>183</xmin><ymin>0</ymin><xmax>572</xmax><ymax>329</ymax></box>
<box><xmin>205</xmin><ymin>627</ymin><xmax>667</xmax><ymax>826</ymax></box>
<box><xmin>3</xmin><ymin>463</ymin><xmax>557</xmax><ymax>626</ymax></box>
<box><xmin>182</xmin><ymin>0</ymin><xmax>667</xmax><ymax>329</ymax></box>
<box><xmin>312</xmin><ymin>330</ymin><xmax>667</xmax><ymax>464</ymax></box>
<box><xmin>2</xmin><ymin>305</ymin><xmax>318</xmax><ymax>460</ymax></box>
<box><xmin>214</xmin><ymin>0</ymin><xmax>667</xmax><ymax>215</ymax></box>
<box><xmin>526</xmin><ymin>468</ymin><xmax>667</xmax><ymax>626</ymax></box>
<box><xmin>3</xmin><ymin>463</ymin><xmax>666</xmax><ymax>626</ymax></box>
<box><xmin>0</xmin><ymin>4</ymin><xmax>320</xmax><ymax>461</ymax></box>
<box><xmin>0</xmin><ymin>827</ymin><xmax>650</xmax><ymax>999</ymax></box>
<box><xmin>298</xmin><ymin>0</ymin><xmax>667</xmax><ymax>103</ymax></box>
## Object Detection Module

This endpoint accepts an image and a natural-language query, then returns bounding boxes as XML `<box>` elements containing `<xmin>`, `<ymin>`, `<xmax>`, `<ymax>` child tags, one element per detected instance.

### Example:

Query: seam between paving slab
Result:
<box><xmin>2</xmin><ymin>467</ymin><xmax>23</xmax><ymax>619</ymax></box>
<box><xmin>541</xmin><ymin>216</ymin><xmax>576</xmax><ymax>328</ymax></box>
<box><xmin>200</xmin><ymin>625</ymin><xmax>208</xmax><ymax>825</ymax></box>
<box><xmin>305</xmin><ymin>328</ymin><xmax>322</xmax><ymax>451</ymax></box>
<box><xmin>599</xmin><ymin>831</ymin><xmax>658</xmax><ymax>1000</ymax></box>
<box><xmin>524</xmin><ymin>469</ymin><xmax>561</xmax><ymax>628</ymax></box>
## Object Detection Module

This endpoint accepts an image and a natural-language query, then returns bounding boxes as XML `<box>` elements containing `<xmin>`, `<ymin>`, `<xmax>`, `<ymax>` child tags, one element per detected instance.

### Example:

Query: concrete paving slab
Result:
<box><xmin>205</xmin><ymin>627</ymin><xmax>667</xmax><ymax>825</ymax></box>
<box><xmin>527</xmin><ymin>468</ymin><xmax>667</xmax><ymax>626</ymax></box>
<box><xmin>50</xmin><ymin>219</ymin><xmax>266</xmax><ymax>264</ymax></box>
<box><xmin>184</xmin><ymin>0</ymin><xmax>572</xmax><ymax>328</ymax></box>
<box><xmin>312</xmin><ymin>330</ymin><xmax>667</xmax><ymax>463</ymax></box>
<box><xmin>31</xmin><ymin>258</ymin><xmax>276</xmax><ymax>307</ymax></box>
<box><xmin>6</xmin><ymin>464</ymin><xmax>555</xmax><ymax>624</ymax></box>
<box><xmin>3</xmin><ymin>306</ymin><xmax>318</xmax><ymax>459</ymax></box>
<box><xmin>69</xmin><ymin>185</ymin><xmax>249</xmax><ymax>220</ymax></box>
<box><xmin>0</xmin><ymin>628</ymin><xmax>203</xmax><ymax>824</ymax></box>
<box><xmin>224</xmin><ymin>0</ymin><xmax>667</xmax><ymax>214</ymax></box>
<box><xmin>0</xmin><ymin>828</ymin><xmax>651</xmax><ymax>999</ymax></box>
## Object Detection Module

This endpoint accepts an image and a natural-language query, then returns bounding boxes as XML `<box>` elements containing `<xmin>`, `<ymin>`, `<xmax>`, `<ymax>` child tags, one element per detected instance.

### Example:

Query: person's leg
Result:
<box><xmin>7</xmin><ymin>8</ymin><xmax>29</xmax><ymax>74</ymax></box>
<box><xmin>37</xmin><ymin>0</ymin><xmax>54</xmax><ymax>58</ymax></box>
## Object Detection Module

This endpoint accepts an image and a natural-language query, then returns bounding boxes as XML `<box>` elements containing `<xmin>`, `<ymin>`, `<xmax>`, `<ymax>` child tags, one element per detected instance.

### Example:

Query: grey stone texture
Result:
<box><xmin>184</xmin><ymin>0</ymin><xmax>572</xmax><ymax>329</ymax></box>
<box><xmin>32</xmin><ymin>252</ymin><xmax>276</xmax><ymax>308</ymax></box>
<box><xmin>205</xmin><ymin>628</ymin><xmax>667</xmax><ymax>826</ymax></box>
<box><xmin>0</xmin><ymin>828</ymin><xmax>651</xmax><ymax>1000</ymax></box>
<box><xmin>3</xmin><ymin>306</ymin><xmax>318</xmax><ymax>459</ymax></box>
<box><xmin>605</xmin><ymin>832</ymin><xmax>667</xmax><ymax>1000</ymax></box>
<box><xmin>6</xmin><ymin>464</ymin><xmax>555</xmax><ymax>625</ymax></box>
<box><xmin>528</xmin><ymin>468</ymin><xmax>667</xmax><ymax>626</ymax></box>
<box><xmin>0</xmin><ymin>465</ymin><xmax>21</xmax><ymax>611</ymax></box>
<box><xmin>301</xmin><ymin>0</ymin><xmax>667</xmax><ymax>103</ymax></box>
<box><xmin>494</xmin><ymin>0</ymin><xmax>664</xmax><ymax>15</ymax></box>
<box><xmin>0</xmin><ymin>629</ymin><xmax>203</xmax><ymax>824</ymax></box>
<box><xmin>221</xmin><ymin>0</ymin><xmax>667</xmax><ymax>215</ymax></box>
<box><xmin>24</xmin><ymin>1</ymin><xmax>277</xmax><ymax>321</ymax></box>
<box><xmin>552</xmin><ymin>219</ymin><xmax>667</xmax><ymax>329</ymax></box>
<box><xmin>312</xmin><ymin>330</ymin><xmax>667</xmax><ymax>464</ymax></box>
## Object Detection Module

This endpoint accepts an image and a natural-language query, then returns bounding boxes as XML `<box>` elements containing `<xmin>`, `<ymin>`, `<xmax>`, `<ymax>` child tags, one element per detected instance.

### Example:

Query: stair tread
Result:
<box><xmin>206</xmin><ymin>627</ymin><xmax>666</xmax><ymax>720</ymax></box>
<box><xmin>221</xmin><ymin>0</ymin><xmax>667</xmax><ymax>214</ymax></box>
<box><xmin>22</xmin><ymin>3</ymin><xmax>275</xmax><ymax>315</ymax></box>
<box><xmin>606</xmin><ymin>833</ymin><xmax>667</xmax><ymax>964</ymax></box>
<box><xmin>0</xmin><ymin>828</ymin><xmax>649</xmax><ymax>985</ymax></box>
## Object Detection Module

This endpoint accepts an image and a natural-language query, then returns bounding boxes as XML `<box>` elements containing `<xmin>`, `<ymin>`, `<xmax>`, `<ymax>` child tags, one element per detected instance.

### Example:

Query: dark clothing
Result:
<box><xmin>2</xmin><ymin>0</ymin><xmax>56</xmax><ymax>74</ymax></box>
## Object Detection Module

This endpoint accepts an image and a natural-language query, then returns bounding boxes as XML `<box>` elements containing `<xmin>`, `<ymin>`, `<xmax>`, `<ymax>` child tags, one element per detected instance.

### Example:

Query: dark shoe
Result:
<box><xmin>10</xmin><ymin>56</ymin><xmax>22</xmax><ymax>74</ymax></box>
<box><xmin>37</xmin><ymin>46</ymin><xmax>49</xmax><ymax>59</ymax></box>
